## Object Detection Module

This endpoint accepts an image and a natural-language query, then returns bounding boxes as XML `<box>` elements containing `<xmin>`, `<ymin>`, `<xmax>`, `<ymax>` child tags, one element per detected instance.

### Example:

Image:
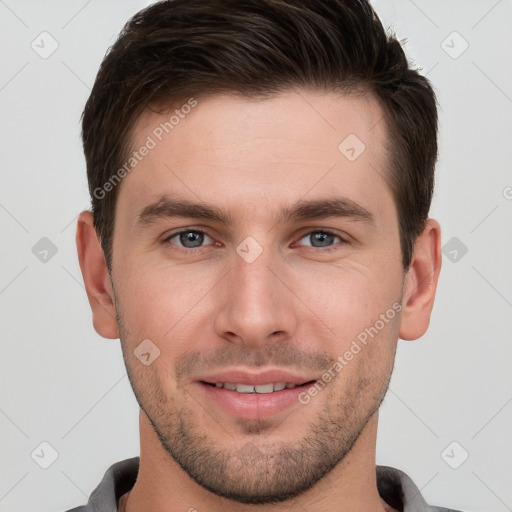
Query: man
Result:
<box><xmin>70</xmin><ymin>0</ymin><xmax>462</xmax><ymax>511</ymax></box>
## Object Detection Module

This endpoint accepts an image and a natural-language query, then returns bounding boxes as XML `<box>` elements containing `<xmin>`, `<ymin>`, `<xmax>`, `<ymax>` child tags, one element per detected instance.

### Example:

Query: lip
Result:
<box><xmin>195</xmin><ymin>368</ymin><xmax>318</xmax><ymax>420</ymax></box>
<box><xmin>197</xmin><ymin>368</ymin><xmax>316</xmax><ymax>386</ymax></box>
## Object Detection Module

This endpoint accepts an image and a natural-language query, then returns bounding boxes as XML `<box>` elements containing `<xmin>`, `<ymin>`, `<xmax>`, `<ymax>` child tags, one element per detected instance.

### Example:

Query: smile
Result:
<box><xmin>207</xmin><ymin>382</ymin><xmax>303</xmax><ymax>393</ymax></box>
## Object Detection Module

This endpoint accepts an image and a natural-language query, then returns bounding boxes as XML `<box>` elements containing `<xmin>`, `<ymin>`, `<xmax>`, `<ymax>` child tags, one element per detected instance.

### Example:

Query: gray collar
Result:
<box><xmin>70</xmin><ymin>457</ymin><xmax>460</xmax><ymax>512</ymax></box>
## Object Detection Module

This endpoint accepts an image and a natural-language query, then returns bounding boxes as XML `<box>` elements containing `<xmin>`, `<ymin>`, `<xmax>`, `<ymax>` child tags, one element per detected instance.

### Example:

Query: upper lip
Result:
<box><xmin>197</xmin><ymin>368</ymin><xmax>317</xmax><ymax>386</ymax></box>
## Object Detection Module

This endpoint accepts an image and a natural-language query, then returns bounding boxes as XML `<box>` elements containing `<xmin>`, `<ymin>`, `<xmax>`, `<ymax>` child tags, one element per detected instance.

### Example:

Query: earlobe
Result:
<box><xmin>399</xmin><ymin>219</ymin><xmax>442</xmax><ymax>341</ymax></box>
<box><xmin>76</xmin><ymin>211</ymin><xmax>119</xmax><ymax>339</ymax></box>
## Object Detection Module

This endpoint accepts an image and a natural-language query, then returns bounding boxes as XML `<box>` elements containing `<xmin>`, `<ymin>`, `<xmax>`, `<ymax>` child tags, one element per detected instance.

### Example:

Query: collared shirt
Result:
<box><xmin>65</xmin><ymin>457</ymin><xmax>464</xmax><ymax>512</ymax></box>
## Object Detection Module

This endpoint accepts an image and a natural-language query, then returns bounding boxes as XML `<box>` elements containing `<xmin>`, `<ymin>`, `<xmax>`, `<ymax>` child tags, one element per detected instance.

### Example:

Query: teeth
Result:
<box><xmin>254</xmin><ymin>383</ymin><xmax>273</xmax><ymax>394</ymax></box>
<box><xmin>213</xmin><ymin>382</ymin><xmax>297</xmax><ymax>393</ymax></box>
<box><xmin>236</xmin><ymin>383</ymin><xmax>255</xmax><ymax>393</ymax></box>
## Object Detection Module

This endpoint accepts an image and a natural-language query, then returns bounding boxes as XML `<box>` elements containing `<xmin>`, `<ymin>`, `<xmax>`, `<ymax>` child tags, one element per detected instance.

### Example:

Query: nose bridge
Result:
<box><xmin>213</xmin><ymin>242</ymin><xmax>297</xmax><ymax>345</ymax></box>
<box><xmin>235</xmin><ymin>250</ymin><xmax>276</xmax><ymax>306</ymax></box>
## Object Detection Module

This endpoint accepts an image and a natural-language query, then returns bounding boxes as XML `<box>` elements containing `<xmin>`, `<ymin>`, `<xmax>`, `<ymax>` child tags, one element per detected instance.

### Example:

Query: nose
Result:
<box><xmin>213</xmin><ymin>247</ymin><xmax>299</xmax><ymax>348</ymax></box>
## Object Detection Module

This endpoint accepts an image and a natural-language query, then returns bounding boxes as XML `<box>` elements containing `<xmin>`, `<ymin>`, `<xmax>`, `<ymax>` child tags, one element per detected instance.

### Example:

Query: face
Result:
<box><xmin>110</xmin><ymin>90</ymin><xmax>405</xmax><ymax>503</ymax></box>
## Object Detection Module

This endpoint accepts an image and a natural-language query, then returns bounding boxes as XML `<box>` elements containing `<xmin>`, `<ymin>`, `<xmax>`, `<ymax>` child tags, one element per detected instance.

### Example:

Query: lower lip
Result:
<box><xmin>198</xmin><ymin>382</ymin><xmax>311</xmax><ymax>420</ymax></box>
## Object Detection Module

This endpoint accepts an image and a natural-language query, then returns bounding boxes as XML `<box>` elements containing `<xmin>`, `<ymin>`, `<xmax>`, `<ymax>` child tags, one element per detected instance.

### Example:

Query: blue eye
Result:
<box><xmin>165</xmin><ymin>230</ymin><xmax>213</xmax><ymax>249</ymax></box>
<box><xmin>297</xmin><ymin>230</ymin><xmax>343</xmax><ymax>249</ymax></box>
<box><xmin>163</xmin><ymin>228</ymin><xmax>345</xmax><ymax>252</ymax></box>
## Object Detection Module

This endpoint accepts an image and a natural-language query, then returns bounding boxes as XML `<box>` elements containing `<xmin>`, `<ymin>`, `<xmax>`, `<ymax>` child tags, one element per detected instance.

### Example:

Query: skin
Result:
<box><xmin>76</xmin><ymin>89</ymin><xmax>442</xmax><ymax>512</ymax></box>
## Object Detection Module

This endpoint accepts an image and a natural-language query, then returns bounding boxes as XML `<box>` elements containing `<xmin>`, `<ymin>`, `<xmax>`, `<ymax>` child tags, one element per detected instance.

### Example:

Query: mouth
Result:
<box><xmin>196</xmin><ymin>372</ymin><xmax>319</xmax><ymax>420</ymax></box>
<box><xmin>200</xmin><ymin>380</ymin><xmax>316</xmax><ymax>393</ymax></box>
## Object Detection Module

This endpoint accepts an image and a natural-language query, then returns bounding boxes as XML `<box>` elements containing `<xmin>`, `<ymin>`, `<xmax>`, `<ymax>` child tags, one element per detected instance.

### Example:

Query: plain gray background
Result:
<box><xmin>1</xmin><ymin>1</ymin><xmax>511</xmax><ymax>511</ymax></box>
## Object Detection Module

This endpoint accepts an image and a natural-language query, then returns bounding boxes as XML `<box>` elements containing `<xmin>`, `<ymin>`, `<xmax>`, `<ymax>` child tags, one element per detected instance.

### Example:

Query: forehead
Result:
<box><xmin>118</xmin><ymin>89</ymin><xmax>391</xmax><ymax>225</ymax></box>
<box><xmin>133</xmin><ymin>88</ymin><xmax>387</xmax><ymax>157</ymax></box>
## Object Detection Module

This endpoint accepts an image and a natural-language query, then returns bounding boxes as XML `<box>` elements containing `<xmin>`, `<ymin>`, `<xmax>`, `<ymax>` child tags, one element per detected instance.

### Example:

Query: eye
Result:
<box><xmin>296</xmin><ymin>230</ymin><xmax>345</xmax><ymax>249</ymax></box>
<box><xmin>164</xmin><ymin>229</ymin><xmax>214</xmax><ymax>249</ymax></box>
<box><xmin>162</xmin><ymin>228</ymin><xmax>347</xmax><ymax>252</ymax></box>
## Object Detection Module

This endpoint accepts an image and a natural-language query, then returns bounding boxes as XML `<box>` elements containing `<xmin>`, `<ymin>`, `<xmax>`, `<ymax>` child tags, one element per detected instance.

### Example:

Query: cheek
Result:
<box><xmin>115</xmin><ymin>261</ymin><xmax>217</xmax><ymax>346</ymax></box>
<box><xmin>292</xmin><ymin>261</ymin><xmax>402</xmax><ymax>343</ymax></box>
<box><xmin>321</xmin><ymin>312</ymin><xmax>400</xmax><ymax>405</ymax></box>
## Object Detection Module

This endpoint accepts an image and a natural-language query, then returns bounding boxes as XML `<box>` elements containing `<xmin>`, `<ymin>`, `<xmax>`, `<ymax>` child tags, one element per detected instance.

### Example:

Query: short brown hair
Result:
<box><xmin>82</xmin><ymin>0</ymin><xmax>438</xmax><ymax>271</ymax></box>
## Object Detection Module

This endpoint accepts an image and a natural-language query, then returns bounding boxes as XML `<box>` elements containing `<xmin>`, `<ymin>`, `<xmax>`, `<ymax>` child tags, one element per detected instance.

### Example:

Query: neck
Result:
<box><xmin>123</xmin><ymin>410</ymin><xmax>394</xmax><ymax>512</ymax></box>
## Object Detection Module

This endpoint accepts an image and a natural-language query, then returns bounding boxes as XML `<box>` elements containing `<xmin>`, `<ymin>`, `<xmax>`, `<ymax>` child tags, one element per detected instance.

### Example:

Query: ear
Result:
<box><xmin>399</xmin><ymin>218</ymin><xmax>442</xmax><ymax>341</ymax></box>
<box><xmin>76</xmin><ymin>211</ymin><xmax>119</xmax><ymax>339</ymax></box>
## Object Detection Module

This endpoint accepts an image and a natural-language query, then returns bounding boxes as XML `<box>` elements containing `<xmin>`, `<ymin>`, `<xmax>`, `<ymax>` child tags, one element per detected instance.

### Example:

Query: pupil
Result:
<box><xmin>313</xmin><ymin>232</ymin><xmax>333</xmax><ymax>247</ymax></box>
<box><xmin>181</xmin><ymin>231</ymin><xmax>203</xmax><ymax>247</ymax></box>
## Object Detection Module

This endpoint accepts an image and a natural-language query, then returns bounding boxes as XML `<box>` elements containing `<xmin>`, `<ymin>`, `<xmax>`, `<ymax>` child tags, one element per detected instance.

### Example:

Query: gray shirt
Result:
<box><xmin>65</xmin><ymin>457</ymin><xmax>464</xmax><ymax>512</ymax></box>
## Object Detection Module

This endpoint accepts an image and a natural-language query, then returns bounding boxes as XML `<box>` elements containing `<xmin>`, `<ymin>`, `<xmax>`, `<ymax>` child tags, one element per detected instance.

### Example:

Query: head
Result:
<box><xmin>77</xmin><ymin>0</ymin><xmax>441</xmax><ymax>505</ymax></box>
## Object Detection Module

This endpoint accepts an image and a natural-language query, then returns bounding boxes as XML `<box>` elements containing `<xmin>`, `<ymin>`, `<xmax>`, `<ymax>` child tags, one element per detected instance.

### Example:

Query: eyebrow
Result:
<box><xmin>137</xmin><ymin>195</ymin><xmax>375</xmax><ymax>227</ymax></box>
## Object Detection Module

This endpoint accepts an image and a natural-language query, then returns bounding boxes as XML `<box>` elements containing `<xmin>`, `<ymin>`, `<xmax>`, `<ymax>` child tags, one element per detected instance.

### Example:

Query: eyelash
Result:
<box><xmin>162</xmin><ymin>228</ymin><xmax>347</xmax><ymax>253</ymax></box>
